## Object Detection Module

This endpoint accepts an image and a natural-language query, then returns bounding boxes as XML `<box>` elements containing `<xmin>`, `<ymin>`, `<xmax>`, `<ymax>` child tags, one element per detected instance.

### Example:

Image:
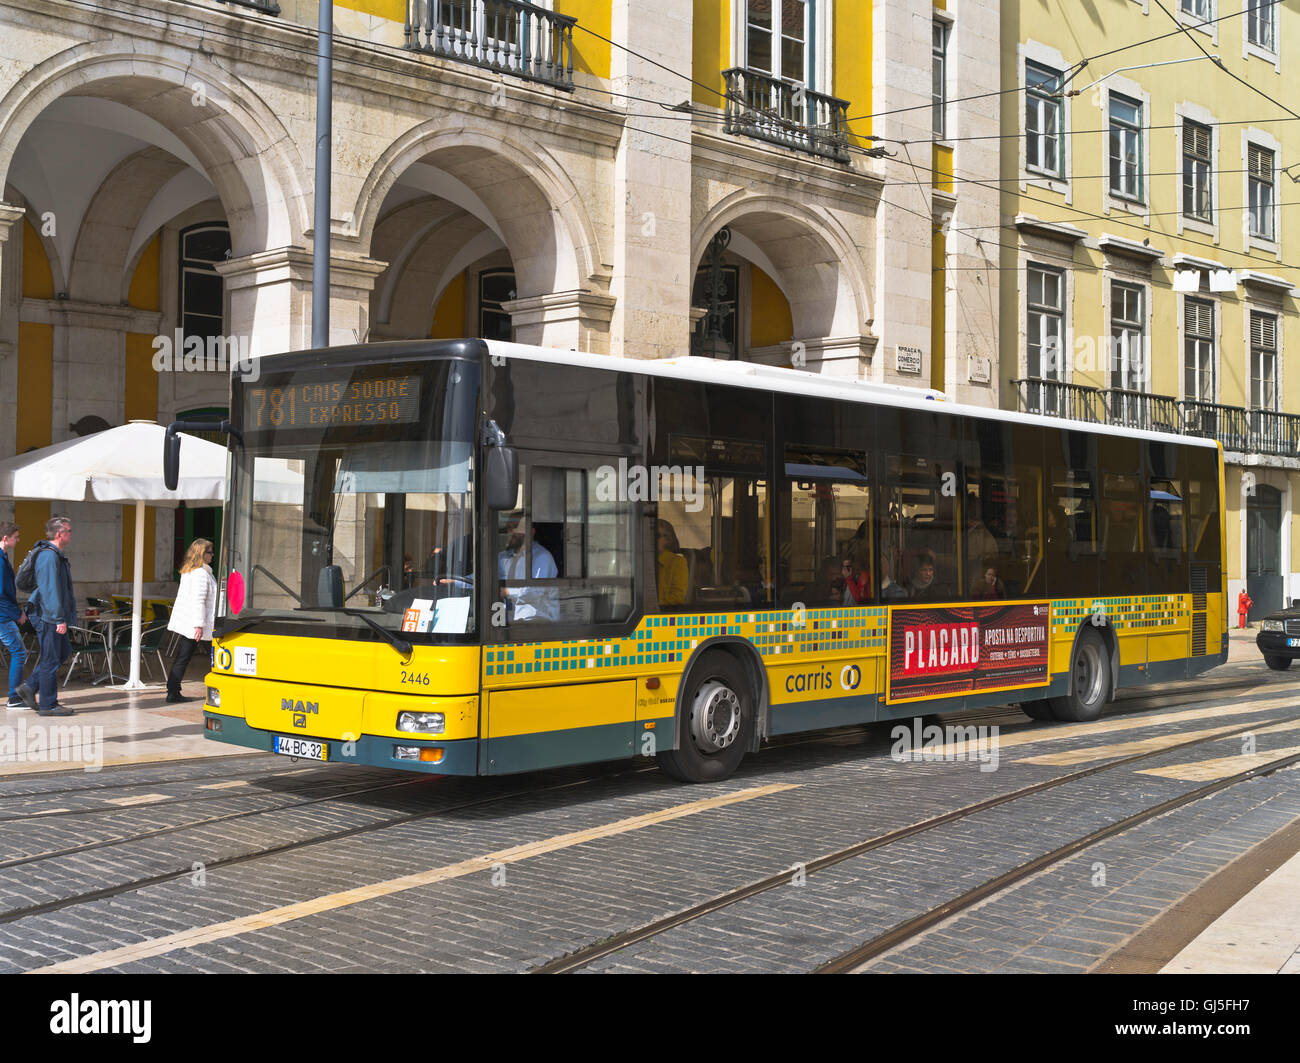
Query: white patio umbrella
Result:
<box><xmin>0</xmin><ymin>420</ymin><xmax>226</xmax><ymax>689</ymax></box>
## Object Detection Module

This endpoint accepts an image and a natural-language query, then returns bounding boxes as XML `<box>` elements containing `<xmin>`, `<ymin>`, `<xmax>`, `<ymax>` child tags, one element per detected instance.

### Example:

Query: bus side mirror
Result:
<box><xmin>484</xmin><ymin>446</ymin><xmax>519</xmax><ymax>510</ymax></box>
<box><xmin>163</xmin><ymin>425</ymin><xmax>182</xmax><ymax>491</ymax></box>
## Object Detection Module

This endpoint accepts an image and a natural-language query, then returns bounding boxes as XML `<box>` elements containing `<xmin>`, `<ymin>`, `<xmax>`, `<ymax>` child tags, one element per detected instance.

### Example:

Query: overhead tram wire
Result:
<box><xmin>54</xmin><ymin>0</ymin><xmax>1300</xmax><ymax>276</ymax></box>
<box><xmin>65</xmin><ymin>0</ymin><xmax>1291</xmax><ymax>154</ymax></box>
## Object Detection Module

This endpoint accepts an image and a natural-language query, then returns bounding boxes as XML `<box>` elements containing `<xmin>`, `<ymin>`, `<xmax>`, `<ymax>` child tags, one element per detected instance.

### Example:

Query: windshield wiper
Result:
<box><xmin>340</xmin><ymin>608</ymin><xmax>413</xmax><ymax>662</ymax></box>
<box><xmin>215</xmin><ymin>614</ymin><xmax>325</xmax><ymax>638</ymax></box>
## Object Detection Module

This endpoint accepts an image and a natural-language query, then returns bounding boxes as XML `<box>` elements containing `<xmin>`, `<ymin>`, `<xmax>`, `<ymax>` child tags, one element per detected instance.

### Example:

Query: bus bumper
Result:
<box><xmin>202</xmin><ymin>712</ymin><xmax>480</xmax><ymax>775</ymax></box>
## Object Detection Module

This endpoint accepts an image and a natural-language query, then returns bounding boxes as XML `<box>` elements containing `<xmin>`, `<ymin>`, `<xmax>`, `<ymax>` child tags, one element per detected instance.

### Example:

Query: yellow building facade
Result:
<box><xmin>1000</xmin><ymin>0</ymin><xmax>1300</xmax><ymax>615</ymax></box>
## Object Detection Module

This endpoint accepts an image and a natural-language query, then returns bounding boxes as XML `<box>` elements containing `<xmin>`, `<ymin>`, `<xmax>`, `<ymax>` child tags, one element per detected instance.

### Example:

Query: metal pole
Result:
<box><xmin>312</xmin><ymin>0</ymin><xmax>333</xmax><ymax>349</ymax></box>
<box><xmin>123</xmin><ymin>500</ymin><xmax>146</xmax><ymax>689</ymax></box>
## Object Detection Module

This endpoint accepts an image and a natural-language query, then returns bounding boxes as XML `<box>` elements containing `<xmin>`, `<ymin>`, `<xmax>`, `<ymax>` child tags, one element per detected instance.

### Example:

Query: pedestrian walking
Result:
<box><xmin>0</xmin><ymin>521</ymin><xmax>35</xmax><ymax>709</ymax></box>
<box><xmin>26</xmin><ymin>516</ymin><xmax>76</xmax><ymax>716</ymax></box>
<box><xmin>166</xmin><ymin>539</ymin><xmax>216</xmax><ymax>703</ymax></box>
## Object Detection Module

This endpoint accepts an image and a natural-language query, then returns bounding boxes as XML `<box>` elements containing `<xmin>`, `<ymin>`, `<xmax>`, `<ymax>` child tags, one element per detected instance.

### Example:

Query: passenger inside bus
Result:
<box><xmin>908</xmin><ymin>551</ymin><xmax>943</xmax><ymax>601</ymax></box>
<box><xmin>656</xmin><ymin>519</ymin><xmax>689</xmax><ymax>606</ymax></box>
<box><xmin>970</xmin><ymin>557</ymin><xmax>1005</xmax><ymax>599</ymax></box>
<box><xmin>880</xmin><ymin>552</ymin><xmax>909</xmax><ymax>600</ymax></box>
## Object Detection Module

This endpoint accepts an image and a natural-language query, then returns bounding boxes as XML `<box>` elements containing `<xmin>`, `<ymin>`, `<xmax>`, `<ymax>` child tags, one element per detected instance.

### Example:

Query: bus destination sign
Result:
<box><xmin>246</xmin><ymin>376</ymin><xmax>422</xmax><ymax>430</ymax></box>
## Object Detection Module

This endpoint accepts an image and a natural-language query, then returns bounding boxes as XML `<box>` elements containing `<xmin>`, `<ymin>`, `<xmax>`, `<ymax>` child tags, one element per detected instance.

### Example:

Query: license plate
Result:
<box><xmin>273</xmin><ymin>736</ymin><xmax>327</xmax><ymax>761</ymax></box>
<box><xmin>1288</xmin><ymin>639</ymin><xmax>1300</xmax><ymax>648</ymax></box>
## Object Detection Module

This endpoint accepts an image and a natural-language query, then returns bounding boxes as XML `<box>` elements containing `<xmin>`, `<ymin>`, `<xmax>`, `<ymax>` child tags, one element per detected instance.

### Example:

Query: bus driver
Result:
<box><xmin>498</xmin><ymin>513</ymin><xmax>559</xmax><ymax>622</ymax></box>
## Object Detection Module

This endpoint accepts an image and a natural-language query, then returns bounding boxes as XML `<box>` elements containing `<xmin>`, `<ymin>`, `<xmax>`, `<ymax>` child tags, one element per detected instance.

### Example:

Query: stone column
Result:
<box><xmin>870</xmin><ymin>0</ymin><xmax>935</xmax><ymax>388</ymax></box>
<box><xmin>502</xmin><ymin>290</ymin><xmax>617</xmax><ymax>353</ymax></box>
<box><xmin>608</xmin><ymin>0</ymin><xmax>694</xmax><ymax>360</ymax></box>
<box><xmin>218</xmin><ymin>246</ymin><xmax>387</xmax><ymax>355</ymax></box>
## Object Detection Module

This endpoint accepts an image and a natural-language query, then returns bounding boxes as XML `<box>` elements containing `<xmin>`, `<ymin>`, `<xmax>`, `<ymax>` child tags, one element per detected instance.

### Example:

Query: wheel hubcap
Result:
<box><xmin>690</xmin><ymin>680</ymin><xmax>742</xmax><ymax>753</ymax></box>
<box><xmin>1075</xmin><ymin>641</ymin><xmax>1106</xmax><ymax>706</ymax></box>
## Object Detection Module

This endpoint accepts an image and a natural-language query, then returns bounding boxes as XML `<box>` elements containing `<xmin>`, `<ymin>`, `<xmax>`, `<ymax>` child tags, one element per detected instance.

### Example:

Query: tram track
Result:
<box><xmin>530</xmin><ymin>705</ymin><xmax>1300</xmax><ymax>973</ymax></box>
<box><xmin>0</xmin><ymin>672</ymin><xmax>1289</xmax><ymax>937</ymax></box>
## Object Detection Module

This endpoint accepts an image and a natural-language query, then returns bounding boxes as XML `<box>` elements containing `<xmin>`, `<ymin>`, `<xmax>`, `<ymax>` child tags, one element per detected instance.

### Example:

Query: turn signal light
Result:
<box><xmin>645</xmin><ymin>677</ymin><xmax>660</xmax><ymax>690</ymax></box>
<box><xmin>204</xmin><ymin>717</ymin><xmax>222</xmax><ymax>732</ymax></box>
<box><xmin>419</xmin><ymin>748</ymin><xmax>445</xmax><ymax>763</ymax></box>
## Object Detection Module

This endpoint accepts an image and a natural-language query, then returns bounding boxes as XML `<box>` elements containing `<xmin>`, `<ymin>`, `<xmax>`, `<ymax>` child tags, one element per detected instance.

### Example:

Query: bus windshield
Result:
<box><xmin>224</xmin><ymin>358</ymin><xmax>479</xmax><ymax>639</ymax></box>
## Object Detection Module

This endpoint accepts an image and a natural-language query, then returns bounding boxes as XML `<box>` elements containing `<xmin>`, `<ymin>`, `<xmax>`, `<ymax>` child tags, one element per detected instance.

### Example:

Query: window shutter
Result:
<box><xmin>1249</xmin><ymin>144</ymin><xmax>1273</xmax><ymax>179</ymax></box>
<box><xmin>1251</xmin><ymin>311</ymin><xmax>1277</xmax><ymax>351</ymax></box>
<box><xmin>1186</xmin><ymin>122</ymin><xmax>1210</xmax><ymax>159</ymax></box>
<box><xmin>1185</xmin><ymin>298</ymin><xmax>1213</xmax><ymax>338</ymax></box>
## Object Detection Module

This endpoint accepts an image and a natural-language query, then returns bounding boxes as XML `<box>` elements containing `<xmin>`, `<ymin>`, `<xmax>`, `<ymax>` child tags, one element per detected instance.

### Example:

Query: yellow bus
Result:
<box><xmin>176</xmin><ymin>339</ymin><xmax>1227</xmax><ymax>783</ymax></box>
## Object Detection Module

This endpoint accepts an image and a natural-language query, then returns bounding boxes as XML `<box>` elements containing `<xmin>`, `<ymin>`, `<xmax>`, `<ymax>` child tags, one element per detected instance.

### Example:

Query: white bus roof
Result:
<box><xmin>484</xmin><ymin>341</ymin><xmax>1221</xmax><ymax>451</ymax></box>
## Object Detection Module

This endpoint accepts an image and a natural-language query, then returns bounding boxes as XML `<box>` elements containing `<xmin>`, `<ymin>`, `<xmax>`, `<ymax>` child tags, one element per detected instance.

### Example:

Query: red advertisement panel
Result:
<box><xmin>887</xmin><ymin>602</ymin><xmax>1051</xmax><ymax>703</ymax></box>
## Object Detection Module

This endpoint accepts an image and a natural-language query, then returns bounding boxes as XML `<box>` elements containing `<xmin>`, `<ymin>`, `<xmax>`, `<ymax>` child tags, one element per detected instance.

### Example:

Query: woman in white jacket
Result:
<box><xmin>166</xmin><ymin>539</ymin><xmax>217</xmax><ymax>703</ymax></box>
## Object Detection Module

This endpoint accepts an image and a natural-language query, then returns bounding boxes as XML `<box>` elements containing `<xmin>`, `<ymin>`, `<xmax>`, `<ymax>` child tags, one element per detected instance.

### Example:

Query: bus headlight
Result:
<box><xmin>1261</xmin><ymin>619</ymin><xmax>1284</xmax><ymax>632</ymax></box>
<box><xmin>206</xmin><ymin>686</ymin><xmax>221</xmax><ymax>708</ymax></box>
<box><xmin>397</xmin><ymin>711</ymin><xmax>445</xmax><ymax>734</ymax></box>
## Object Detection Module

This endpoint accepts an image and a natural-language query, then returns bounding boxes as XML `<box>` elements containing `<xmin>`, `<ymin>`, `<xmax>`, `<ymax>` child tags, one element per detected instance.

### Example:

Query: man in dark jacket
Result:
<box><xmin>1</xmin><ymin>520</ymin><xmax>34</xmax><ymax>709</ymax></box>
<box><xmin>27</xmin><ymin>516</ymin><xmax>76</xmax><ymax>716</ymax></box>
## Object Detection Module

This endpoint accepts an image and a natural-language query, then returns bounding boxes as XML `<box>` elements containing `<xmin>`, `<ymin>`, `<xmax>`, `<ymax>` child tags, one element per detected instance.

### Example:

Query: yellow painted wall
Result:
<box><xmin>15</xmin><ymin>322</ymin><xmax>52</xmax><ymax>544</ymax></box>
<box><xmin>932</xmin><ymin>144</ymin><xmax>953</xmax><ymax>193</ymax></box>
<box><xmin>430</xmin><ymin>272</ymin><xmax>467</xmax><ymax>339</ymax></box>
<box><xmin>127</xmin><ymin>235</ymin><xmax>160</xmax><ymax>311</ymax></box>
<box><xmin>21</xmin><ymin>219</ymin><xmax>52</xmax><ymax>299</ymax></box>
<box><xmin>750</xmin><ymin>266</ymin><xmax>792</xmax><ymax>348</ymax></box>
<box><xmin>692</xmin><ymin>0</ymin><xmax>726</xmax><ymax>107</ymax></box>
<box><xmin>556</xmin><ymin>0</ymin><xmax>611</xmax><ymax>80</ymax></box>
<box><xmin>833</xmin><ymin>0</ymin><xmax>871</xmax><ymax>144</ymax></box>
<box><xmin>931</xmin><ymin>228</ymin><xmax>946</xmax><ymax>392</ymax></box>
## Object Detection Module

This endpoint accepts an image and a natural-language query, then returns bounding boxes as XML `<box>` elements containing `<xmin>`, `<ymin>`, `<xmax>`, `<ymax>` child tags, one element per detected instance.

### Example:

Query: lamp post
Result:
<box><xmin>312</xmin><ymin>0</ymin><xmax>333</xmax><ymax>349</ymax></box>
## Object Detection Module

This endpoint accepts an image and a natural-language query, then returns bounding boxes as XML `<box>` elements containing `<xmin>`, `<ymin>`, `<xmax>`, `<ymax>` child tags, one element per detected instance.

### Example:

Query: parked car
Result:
<box><xmin>1255</xmin><ymin>607</ymin><xmax>1300</xmax><ymax>670</ymax></box>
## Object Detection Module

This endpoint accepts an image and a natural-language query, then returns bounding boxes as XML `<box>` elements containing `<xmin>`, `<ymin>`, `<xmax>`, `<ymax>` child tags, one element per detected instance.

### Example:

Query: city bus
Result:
<box><xmin>179</xmin><ymin>339</ymin><xmax>1227</xmax><ymax>783</ymax></box>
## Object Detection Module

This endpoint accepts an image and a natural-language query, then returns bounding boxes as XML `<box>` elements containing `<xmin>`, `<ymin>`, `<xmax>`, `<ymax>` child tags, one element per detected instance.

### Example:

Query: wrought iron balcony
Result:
<box><xmin>1013</xmin><ymin>378</ymin><xmax>1300</xmax><ymax>458</ymax></box>
<box><xmin>215</xmin><ymin>0</ymin><xmax>280</xmax><ymax>14</ymax></box>
<box><xmin>722</xmin><ymin>68</ymin><xmax>851</xmax><ymax>164</ymax></box>
<box><xmin>405</xmin><ymin>0</ymin><xmax>576</xmax><ymax>91</ymax></box>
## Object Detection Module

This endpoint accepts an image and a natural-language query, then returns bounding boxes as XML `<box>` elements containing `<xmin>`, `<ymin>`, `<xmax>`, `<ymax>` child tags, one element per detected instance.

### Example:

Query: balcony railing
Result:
<box><xmin>1013</xmin><ymin>378</ymin><xmax>1300</xmax><ymax>458</ymax></box>
<box><xmin>722</xmin><ymin>68</ymin><xmax>851</xmax><ymax>164</ymax></box>
<box><xmin>215</xmin><ymin>0</ymin><xmax>281</xmax><ymax>13</ymax></box>
<box><xmin>405</xmin><ymin>0</ymin><xmax>576</xmax><ymax>91</ymax></box>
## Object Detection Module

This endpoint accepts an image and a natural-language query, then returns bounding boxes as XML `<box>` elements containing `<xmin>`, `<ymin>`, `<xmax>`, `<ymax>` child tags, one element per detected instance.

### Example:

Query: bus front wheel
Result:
<box><xmin>1049</xmin><ymin>628</ymin><xmax>1111</xmax><ymax>723</ymax></box>
<box><xmin>657</xmin><ymin>653</ymin><xmax>753</xmax><ymax>783</ymax></box>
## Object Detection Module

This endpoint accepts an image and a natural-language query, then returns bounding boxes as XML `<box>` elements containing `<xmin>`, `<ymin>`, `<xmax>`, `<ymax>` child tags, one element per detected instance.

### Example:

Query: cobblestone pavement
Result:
<box><xmin>0</xmin><ymin>647</ymin><xmax>1296</xmax><ymax>974</ymax></box>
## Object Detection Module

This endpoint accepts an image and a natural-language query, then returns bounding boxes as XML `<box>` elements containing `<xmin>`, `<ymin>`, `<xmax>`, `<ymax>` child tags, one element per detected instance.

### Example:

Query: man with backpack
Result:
<box><xmin>1</xmin><ymin>520</ymin><xmax>35</xmax><ymax>709</ymax></box>
<box><xmin>18</xmin><ymin>516</ymin><xmax>77</xmax><ymax>716</ymax></box>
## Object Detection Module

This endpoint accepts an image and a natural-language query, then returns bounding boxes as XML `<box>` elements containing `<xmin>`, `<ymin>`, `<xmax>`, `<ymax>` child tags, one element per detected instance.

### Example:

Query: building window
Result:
<box><xmin>746</xmin><ymin>0</ymin><xmax>811</xmax><ymax>85</ymax></box>
<box><xmin>1250</xmin><ymin>311</ymin><xmax>1278</xmax><ymax>411</ymax></box>
<box><xmin>1181</xmin><ymin>0</ymin><xmax>1211</xmax><ymax>20</ymax></box>
<box><xmin>1249</xmin><ymin>144</ymin><xmax>1275</xmax><ymax>239</ymax></box>
<box><xmin>1027</xmin><ymin>264</ymin><xmax>1065</xmax><ymax>383</ymax></box>
<box><xmin>1108</xmin><ymin>94</ymin><xmax>1143</xmax><ymax>202</ymax></box>
<box><xmin>1247</xmin><ymin>0</ymin><xmax>1275</xmax><ymax>48</ymax></box>
<box><xmin>179</xmin><ymin>223</ymin><xmax>231</xmax><ymax>344</ymax></box>
<box><xmin>1110</xmin><ymin>282</ymin><xmax>1145</xmax><ymax>392</ymax></box>
<box><xmin>1025</xmin><ymin>62</ymin><xmax>1064</xmax><ymax>178</ymax></box>
<box><xmin>1183</xmin><ymin>298</ymin><xmax>1215</xmax><ymax>402</ymax></box>
<box><xmin>1182</xmin><ymin>120</ymin><xmax>1212</xmax><ymax>221</ymax></box>
<box><xmin>478</xmin><ymin>269</ymin><xmax>515</xmax><ymax>341</ymax></box>
<box><xmin>933</xmin><ymin>21</ymin><xmax>948</xmax><ymax>139</ymax></box>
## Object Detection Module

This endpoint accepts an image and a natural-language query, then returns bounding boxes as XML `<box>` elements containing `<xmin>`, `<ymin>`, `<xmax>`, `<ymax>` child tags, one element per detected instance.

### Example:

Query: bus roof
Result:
<box><xmin>483</xmin><ymin>341</ymin><xmax>1220</xmax><ymax>450</ymax></box>
<box><xmin>249</xmin><ymin>338</ymin><xmax>1219</xmax><ymax>451</ymax></box>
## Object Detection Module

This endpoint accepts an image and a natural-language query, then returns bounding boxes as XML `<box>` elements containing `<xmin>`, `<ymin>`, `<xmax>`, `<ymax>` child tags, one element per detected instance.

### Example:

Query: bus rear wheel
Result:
<box><xmin>1049</xmin><ymin>628</ymin><xmax>1110</xmax><ymax>723</ymax></box>
<box><xmin>656</xmin><ymin>653</ymin><xmax>753</xmax><ymax>784</ymax></box>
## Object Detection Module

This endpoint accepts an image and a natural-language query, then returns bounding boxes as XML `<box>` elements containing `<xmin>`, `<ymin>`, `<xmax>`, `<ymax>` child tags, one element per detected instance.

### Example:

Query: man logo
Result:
<box><xmin>293</xmin><ymin>713</ymin><xmax>307</xmax><ymax>728</ymax></box>
<box><xmin>840</xmin><ymin>664</ymin><xmax>861</xmax><ymax>691</ymax></box>
<box><xmin>216</xmin><ymin>647</ymin><xmax>232</xmax><ymax>670</ymax></box>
